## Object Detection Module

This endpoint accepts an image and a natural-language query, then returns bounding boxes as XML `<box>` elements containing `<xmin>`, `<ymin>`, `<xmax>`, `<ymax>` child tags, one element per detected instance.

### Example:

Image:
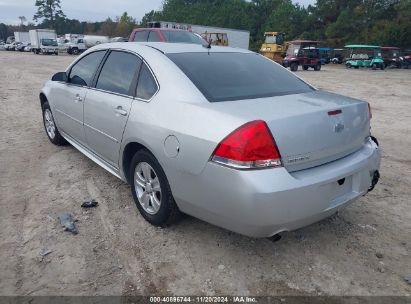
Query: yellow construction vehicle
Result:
<box><xmin>260</xmin><ymin>32</ymin><xmax>287</xmax><ymax>63</ymax></box>
<box><xmin>201</xmin><ymin>32</ymin><xmax>229</xmax><ymax>46</ymax></box>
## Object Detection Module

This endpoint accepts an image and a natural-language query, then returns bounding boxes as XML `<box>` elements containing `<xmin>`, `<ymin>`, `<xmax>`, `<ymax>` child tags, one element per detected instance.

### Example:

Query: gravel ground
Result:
<box><xmin>0</xmin><ymin>51</ymin><xmax>410</xmax><ymax>296</ymax></box>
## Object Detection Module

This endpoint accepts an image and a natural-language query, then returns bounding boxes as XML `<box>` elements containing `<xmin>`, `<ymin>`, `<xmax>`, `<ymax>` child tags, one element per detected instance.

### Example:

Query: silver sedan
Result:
<box><xmin>40</xmin><ymin>42</ymin><xmax>380</xmax><ymax>237</ymax></box>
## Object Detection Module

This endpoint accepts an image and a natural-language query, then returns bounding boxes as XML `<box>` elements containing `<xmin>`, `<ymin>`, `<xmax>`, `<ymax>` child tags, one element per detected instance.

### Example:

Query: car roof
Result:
<box><xmin>345</xmin><ymin>45</ymin><xmax>380</xmax><ymax>48</ymax></box>
<box><xmin>134</xmin><ymin>28</ymin><xmax>191</xmax><ymax>32</ymax></box>
<box><xmin>92</xmin><ymin>42</ymin><xmax>253</xmax><ymax>54</ymax></box>
<box><xmin>381</xmin><ymin>46</ymin><xmax>400</xmax><ymax>50</ymax></box>
<box><xmin>288</xmin><ymin>40</ymin><xmax>319</xmax><ymax>44</ymax></box>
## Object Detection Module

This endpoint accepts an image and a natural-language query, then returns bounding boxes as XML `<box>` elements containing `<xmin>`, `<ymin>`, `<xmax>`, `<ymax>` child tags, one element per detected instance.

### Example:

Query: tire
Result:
<box><xmin>380</xmin><ymin>63</ymin><xmax>384</xmax><ymax>70</ymax></box>
<box><xmin>346</xmin><ymin>63</ymin><xmax>351</xmax><ymax>68</ymax></box>
<box><xmin>42</xmin><ymin>101</ymin><xmax>66</xmax><ymax>146</ymax></box>
<box><xmin>130</xmin><ymin>150</ymin><xmax>181</xmax><ymax>226</ymax></box>
<box><xmin>290</xmin><ymin>62</ymin><xmax>298</xmax><ymax>72</ymax></box>
<box><xmin>314</xmin><ymin>63</ymin><xmax>321</xmax><ymax>71</ymax></box>
<box><xmin>302</xmin><ymin>65</ymin><xmax>308</xmax><ymax>71</ymax></box>
<box><xmin>372</xmin><ymin>63</ymin><xmax>377</xmax><ymax>70</ymax></box>
<box><xmin>72</xmin><ymin>48</ymin><xmax>79</xmax><ymax>55</ymax></box>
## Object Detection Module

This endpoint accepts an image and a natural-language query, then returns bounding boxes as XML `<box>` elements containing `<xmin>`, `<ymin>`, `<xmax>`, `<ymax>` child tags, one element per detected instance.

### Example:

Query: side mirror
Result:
<box><xmin>52</xmin><ymin>72</ymin><xmax>68</xmax><ymax>82</ymax></box>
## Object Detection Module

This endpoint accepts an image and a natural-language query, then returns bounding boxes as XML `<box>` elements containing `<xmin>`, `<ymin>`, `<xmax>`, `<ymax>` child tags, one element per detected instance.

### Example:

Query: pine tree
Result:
<box><xmin>33</xmin><ymin>0</ymin><xmax>66</xmax><ymax>28</ymax></box>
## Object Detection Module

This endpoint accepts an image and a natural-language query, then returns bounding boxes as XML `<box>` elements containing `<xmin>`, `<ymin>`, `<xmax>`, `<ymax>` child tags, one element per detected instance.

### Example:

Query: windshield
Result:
<box><xmin>383</xmin><ymin>49</ymin><xmax>399</xmax><ymax>57</ymax></box>
<box><xmin>265</xmin><ymin>35</ymin><xmax>277</xmax><ymax>44</ymax></box>
<box><xmin>265</xmin><ymin>34</ymin><xmax>284</xmax><ymax>45</ymax></box>
<box><xmin>163</xmin><ymin>31</ymin><xmax>204</xmax><ymax>44</ymax></box>
<box><xmin>41</xmin><ymin>39</ymin><xmax>58</xmax><ymax>46</ymax></box>
<box><xmin>167</xmin><ymin>52</ymin><xmax>314</xmax><ymax>102</ymax></box>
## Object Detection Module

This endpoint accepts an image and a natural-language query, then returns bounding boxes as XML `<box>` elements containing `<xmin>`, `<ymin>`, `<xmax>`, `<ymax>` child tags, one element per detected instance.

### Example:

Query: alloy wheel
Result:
<box><xmin>44</xmin><ymin>109</ymin><xmax>56</xmax><ymax>139</ymax></box>
<box><xmin>134</xmin><ymin>162</ymin><xmax>162</xmax><ymax>215</ymax></box>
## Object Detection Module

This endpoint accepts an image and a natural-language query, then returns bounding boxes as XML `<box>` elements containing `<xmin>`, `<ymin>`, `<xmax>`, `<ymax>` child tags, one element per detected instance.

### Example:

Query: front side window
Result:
<box><xmin>136</xmin><ymin>64</ymin><xmax>158</xmax><ymax>100</ymax></box>
<box><xmin>167</xmin><ymin>52</ymin><xmax>314</xmax><ymax>102</ymax></box>
<box><xmin>133</xmin><ymin>31</ymin><xmax>148</xmax><ymax>42</ymax></box>
<box><xmin>69</xmin><ymin>51</ymin><xmax>106</xmax><ymax>86</ymax></box>
<box><xmin>96</xmin><ymin>51</ymin><xmax>142</xmax><ymax>96</ymax></box>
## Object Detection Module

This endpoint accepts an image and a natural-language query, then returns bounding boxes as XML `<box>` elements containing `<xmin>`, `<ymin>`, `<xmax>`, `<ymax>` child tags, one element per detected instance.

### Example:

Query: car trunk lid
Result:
<box><xmin>209</xmin><ymin>90</ymin><xmax>370</xmax><ymax>172</ymax></box>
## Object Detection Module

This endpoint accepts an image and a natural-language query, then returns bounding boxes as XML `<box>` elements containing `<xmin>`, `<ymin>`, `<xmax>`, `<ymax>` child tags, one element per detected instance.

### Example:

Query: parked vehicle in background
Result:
<box><xmin>400</xmin><ymin>54</ymin><xmax>411</xmax><ymax>69</ymax></box>
<box><xmin>331</xmin><ymin>48</ymin><xmax>345</xmax><ymax>64</ymax></box>
<box><xmin>66</xmin><ymin>37</ymin><xmax>87</xmax><ymax>55</ymax></box>
<box><xmin>201</xmin><ymin>32</ymin><xmax>229</xmax><ymax>46</ymax></box>
<box><xmin>4</xmin><ymin>42</ymin><xmax>12</xmax><ymax>50</ymax></box>
<box><xmin>15</xmin><ymin>42</ymin><xmax>29</xmax><ymax>52</ymax></box>
<box><xmin>14</xmin><ymin>32</ymin><xmax>30</xmax><ymax>44</ymax></box>
<box><xmin>6</xmin><ymin>36</ymin><xmax>15</xmax><ymax>44</ymax></box>
<box><xmin>282</xmin><ymin>40</ymin><xmax>321</xmax><ymax>71</ymax></box>
<box><xmin>260</xmin><ymin>32</ymin><xmax>287</xmax><ymax>64</ymax></box>
<box><xmin>146</xmin><ymin>21</ymin><xmax>250</xmax><ymax>49</ymax></box>
<box><xmin>24</xmin><ymin>43</ymin><xmax>32</xmax><ymax>52</ymax></box>
<box><xmin>30</xmin><ymin>29</ymin><xmax>59</xmax><ymax>55</ymax></box>
<box><xmin>0</xmin><ymin>42</ymin><xmax>5</xmax><ymax>50</ymax></box>
<box><xmin>6</xmin><ymin>41</ymin><xmax>21</xmax><ymax>51</ymax></box>
<box><xmin>40</xmin><ymin>42</ymin><xmax>380</xmax><ymax>237</ymax></box>
<box><xmin>129</xmin><ymin>28</ymin><xmax>205</xmax><ymax>44</ymax></box>
<box><xmin>381</xmin><ymin>47</ymin><xmax>401</xmax><ymax>68</ymax></box>
<box><xmin>345</xmin><ymin>45</ymin><xmax>384</xmax><ymax>70</ymax></box>
<box><xmin>318</xmin><ymin>47</ymin><xmax>333</xmax><ymax>64</ymax></box>
<box><xmin>83</xmin><ymin>35</ymin><xmax>109</xmax><ymax>48</ymax></box>
<box><xmin>110</xmin><ymin>37</ymin><xmax>128</xmax><ymax>43</ymax></box>
<box><xmin>65</xmin><ymin>33</ymin><xmax>84</xmax><ymax>41</ymax></box>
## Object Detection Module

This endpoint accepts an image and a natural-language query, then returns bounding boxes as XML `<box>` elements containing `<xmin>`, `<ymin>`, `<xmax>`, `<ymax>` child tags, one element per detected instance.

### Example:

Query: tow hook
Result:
<box><xmin>368</xmin><ymin>170</ymin><xmax>380</xmax><ymax>192</ymax></box>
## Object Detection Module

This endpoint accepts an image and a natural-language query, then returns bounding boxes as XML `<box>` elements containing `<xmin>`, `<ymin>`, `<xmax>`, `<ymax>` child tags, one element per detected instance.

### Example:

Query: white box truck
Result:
<box><xmin>14</xmin><ymin>32</ymin><xmax>30</xmax><ymax>44</ymax></box>
<box><xmin>29</xmin><ymin>29</ymin><xmax>59</xmax><ymax>55</ymax></box>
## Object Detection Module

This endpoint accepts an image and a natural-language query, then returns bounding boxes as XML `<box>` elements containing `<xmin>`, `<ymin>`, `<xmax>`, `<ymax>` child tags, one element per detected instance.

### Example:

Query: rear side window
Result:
<box><xmin>167</xmin><ymin>52</ymin><xmax>314</xmax><ymax>102</ymax></box>
<box><xmin>136</xmin><ymin>64</ymin><xmax>158</xmax><ymax>100</ymax></box>
<box><xmin>133</xmin><ymin>31</ymin><xmax>148</xmax><ymax>42</ymax></box>
<box><xmin>96</xmin><ymin>51</ymin><xmax>142</xmax><ymax>96</ymax></box>
<box><xmin>69</xmin><ymin>51</ymin><xmax>105</xmax><ymax>86</ymax></box>
<box><xmin>148</xmin><ymin>31</ymin><xmax>162</xmax><ymax>42</ymax></box>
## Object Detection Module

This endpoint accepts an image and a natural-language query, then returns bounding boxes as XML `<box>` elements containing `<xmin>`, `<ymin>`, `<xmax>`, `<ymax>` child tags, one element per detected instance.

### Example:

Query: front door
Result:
<box><xmin>52</xmin><ymin>50</ymin><xmax>106</xmax><ymax>146</ymax></box>
<box><xmin>52</xmin><ymin>84</ymin><xmax>87</xmax><ymax>145</ymax></box>
<box><xmin>84</xmin><ymin>50</ymin><xmax>142</xmax><ymax>167</ymax></box>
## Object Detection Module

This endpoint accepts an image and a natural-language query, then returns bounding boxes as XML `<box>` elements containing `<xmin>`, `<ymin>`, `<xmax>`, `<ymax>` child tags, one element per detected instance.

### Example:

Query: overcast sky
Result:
<box><xmin>0</xmin><ymin>0</ymin><xmax>315</xmax><ymax>25</ymax></box>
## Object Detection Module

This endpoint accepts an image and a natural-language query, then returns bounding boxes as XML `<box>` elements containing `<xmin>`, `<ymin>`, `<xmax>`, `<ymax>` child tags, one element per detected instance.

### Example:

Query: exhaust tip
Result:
<box><xmin>268</xmin><ymin>234</ymin><xmax>282</xmax><ymax>243</ymax></box>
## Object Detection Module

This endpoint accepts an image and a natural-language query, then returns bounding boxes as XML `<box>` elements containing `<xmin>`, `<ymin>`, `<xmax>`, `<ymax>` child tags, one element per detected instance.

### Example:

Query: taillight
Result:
<box><xmin>211</xmin><ymin>120</ymin><xmax>282</xmax><ymax>169</ymax></box>
<box><xmin>368</xmin><ymin>103</ymin><xmax>372</xmax><ymax>119</ymax></box>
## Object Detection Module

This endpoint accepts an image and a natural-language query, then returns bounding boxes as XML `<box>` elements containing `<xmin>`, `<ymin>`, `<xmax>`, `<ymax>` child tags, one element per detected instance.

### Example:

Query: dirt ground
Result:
<box><xmin>0</xmin><ymin>51</ymin><xmax>410</xmax><ymax>297</ymax></box>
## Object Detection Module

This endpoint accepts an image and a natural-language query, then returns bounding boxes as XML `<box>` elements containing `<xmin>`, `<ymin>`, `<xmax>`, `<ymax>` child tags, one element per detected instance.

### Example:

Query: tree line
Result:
<box><xmin>1</xmin><ymin>0</ymin><xmax>410</xmax><ymax>50</ymax></box>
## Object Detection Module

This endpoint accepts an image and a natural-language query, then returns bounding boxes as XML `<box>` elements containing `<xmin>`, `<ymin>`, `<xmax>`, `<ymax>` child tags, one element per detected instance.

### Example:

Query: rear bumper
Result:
<box><xmin>174</xmin><ymin>138</ymin><xmax>380</xmax><ymax>237</ymax></box>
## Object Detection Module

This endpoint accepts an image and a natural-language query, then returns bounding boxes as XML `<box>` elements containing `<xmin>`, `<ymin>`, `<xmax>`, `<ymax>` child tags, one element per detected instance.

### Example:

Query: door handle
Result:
<box><xmin>114</xmin><ymin>106</ymin><xmax>128</xmax><ymax>116</ymax></box>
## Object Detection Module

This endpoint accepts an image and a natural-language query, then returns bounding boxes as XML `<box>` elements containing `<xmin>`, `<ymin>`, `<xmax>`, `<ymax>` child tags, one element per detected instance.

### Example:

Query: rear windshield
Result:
<box><xmin>163</xmin><ymin>31</ymin><xmax>204</xmax><ymax>44</ymax></box>
<box><xmin>167</xmin><ymin>52</ymin><xmax>314</xmax><ymax>102</ymax></box>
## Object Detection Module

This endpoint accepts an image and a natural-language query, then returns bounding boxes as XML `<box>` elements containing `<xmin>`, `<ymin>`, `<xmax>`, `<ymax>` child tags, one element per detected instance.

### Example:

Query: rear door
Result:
<box><xmin>52</xmin><ymin>50</ymin><xmax>106</xmax><ymax>146</ymax></box>
<box><xmin>84</xmin><ymin>51</ymin><xmax>142</xmax><ymax>167</ymax></box>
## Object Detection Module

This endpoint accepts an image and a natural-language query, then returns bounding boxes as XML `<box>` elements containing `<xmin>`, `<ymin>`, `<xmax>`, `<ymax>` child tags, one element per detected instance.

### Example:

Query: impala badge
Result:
<box><xmin>334</xmin><ymin>123</ymin><xmax>345</xmax><ymax>133</ymax></box>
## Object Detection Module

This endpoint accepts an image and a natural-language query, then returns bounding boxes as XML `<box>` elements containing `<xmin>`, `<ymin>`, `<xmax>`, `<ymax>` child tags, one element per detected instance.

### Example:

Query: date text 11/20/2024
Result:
<box><xmin>149</xmin><ymin>296</ymin><xmax>257</xmax><ymax>303</ymax></box>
